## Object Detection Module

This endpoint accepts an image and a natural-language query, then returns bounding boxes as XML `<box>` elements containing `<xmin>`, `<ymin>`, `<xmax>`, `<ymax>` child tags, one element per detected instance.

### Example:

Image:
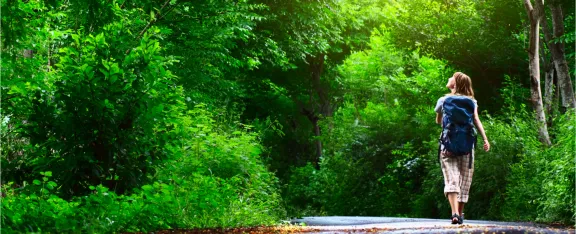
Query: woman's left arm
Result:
<box><xmin>473</xmin><ymin>106</ymin><xmax>490</xmax><ymax>152</ymax></box>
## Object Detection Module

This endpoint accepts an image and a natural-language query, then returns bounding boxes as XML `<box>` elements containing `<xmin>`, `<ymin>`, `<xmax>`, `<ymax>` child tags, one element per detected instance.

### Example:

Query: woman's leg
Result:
<box><xmin>458</xmin><ymin>154</ymin><xmax>474</xmax><ymax>218</ymax></box>
<box><xmin>448</xmin><ymin>193</ymin><xmax>459</xmax><ymax>215</ymax></box>
<box><xmin>440</xmin><ymin>152</ymin><xmax>462</xmax><ymax>218</ymax></box>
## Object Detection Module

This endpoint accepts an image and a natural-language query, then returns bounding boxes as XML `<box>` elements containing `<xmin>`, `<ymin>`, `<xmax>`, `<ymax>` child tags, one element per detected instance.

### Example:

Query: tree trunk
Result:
<box><xmin>540</xmin><ymin>11</ymin><xmax>555</xmax><ymax>125</ymax></box>
<box><xmin>312</xmin><ymin>118</ymin><xmax>322</xmax><ymax>161</ymax></box>
<box><xmin>540</xmin><ymin>36</ymin><xmax>555</xmax><ymax>125</ymax></box>
<box><xmin>304</xmin><ymin>54</ymin><xmax>330</xmax><ymax>162</ymax></box>
<box><xmin>297</xmin><ymin>54</ymin><xmax>333</xmax><ymax>165</ymax></box>
<box><xmin>549</xmin><ymin>4</ymin><xmax>575</xmax><ymax>110</ymax></box>
<box><xmin>301</xmin><ymin>107</ymin><xmax>322</xmax><ymax>167</ymax></box>
<box><xmin>524</xmin><ymin>0</ymin><xmax>552</xmax><ymax>146</ymax></box>
<box><xmin>544</xmin><ymin>62</ymin><xmax>555</xmax><ymax>125</ymax></box>
<box><xmin>539</xmin><ymin>2</ymin><xmax>576</xmax><ymax>110</ymax></box>
<box><xmin>310</xmin><ymin>54</ymin><xmax>331</xmax><ymax>117</ymax></box>
<box><xmin>23</xmin><ymin>49</ymin><xmax>34</xmax><ymax>58</ymax></box>
<box><xmin>553</xmin><ymin>70</ymin><xmax>561</xmax><ymax>113</ymax></box>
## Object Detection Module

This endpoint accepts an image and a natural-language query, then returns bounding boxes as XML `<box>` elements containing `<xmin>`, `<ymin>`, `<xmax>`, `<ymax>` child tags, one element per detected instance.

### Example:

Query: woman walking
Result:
<box><xmin>434</xmin><ymin>72</ymin><xmax>490</xmax><ymax>224</ymax></box>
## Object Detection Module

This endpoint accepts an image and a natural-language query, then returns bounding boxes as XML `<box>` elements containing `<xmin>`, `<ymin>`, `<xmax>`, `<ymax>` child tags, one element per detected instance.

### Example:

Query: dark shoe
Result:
<box><xmin>451</xmin><ymin>213</ymin><xmax>460</xmax><ymax>224</ymax></box>
<box><xmin>460</xmin><ymin>213</ymin><xmax>465</xmax><ymax>224</ymax></box>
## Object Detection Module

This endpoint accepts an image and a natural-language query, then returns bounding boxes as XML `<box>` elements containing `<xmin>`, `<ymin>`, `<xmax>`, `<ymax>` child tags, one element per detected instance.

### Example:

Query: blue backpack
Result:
<box><xmin>438</xmin><ymin>96</ymin><xmax>477</xmax><ymax>168</ymax></box>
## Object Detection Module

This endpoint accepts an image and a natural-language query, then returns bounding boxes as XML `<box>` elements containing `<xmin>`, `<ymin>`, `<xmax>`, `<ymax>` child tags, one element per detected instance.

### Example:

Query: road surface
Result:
<box><xmin>290</xmin><ymin>216</ymin><xmax>574</xmax><ymax>234</ymax></box>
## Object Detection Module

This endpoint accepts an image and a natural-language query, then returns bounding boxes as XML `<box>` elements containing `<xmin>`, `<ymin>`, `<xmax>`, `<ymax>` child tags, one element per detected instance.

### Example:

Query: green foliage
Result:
<box><xmin>467</xmin><ymin>114</ymin><xmax>540</xmax><ymax>220</ymax></box>
<box><xmin>538</xmin><ymin>114</ymin><xmax>575</xmax><ymax>223</ymax></box>
<box><xmin>2</xmin><ymin>106</ymin><xmax>284</xmax><ymax>233</ymax></box>
<box><xmin>1</xmin><ymin>1</ymin><xmax>286</xmax><ymax>231</ymax></box>
<box><xmin>502</xmin><ymin>113</ymin><xmax>575</xmax><ymax>223</ymax></box>
<box><xmin>0</xmin><ymin>0</ymin><xmax>47</xmax><ymax>47</ymax></box>
<box><xmin>283</xmin><ymin>21</ymin><xmax>575</xmax><ymax>225</ymax></box>
<box><xmin>286</xmin><ymin>154</ymin><xmax>384</xmax><ymax>216</ymax></box>
<box><xmin>2</xmin><ymin>0</ymin><xmax>574</xmax><ymax>231</ymax></box>
<box><xmin>12</xmin><ymin>23</ymin><xmax>186</xmax><ymax>197</ymax></box>
<box><xmin>386</xmin><ymin>0</ymin><xmax>528</xmax><ymax>111</ymax></box>
<box><xmin>285</xmin><ymin>29</ymin><xmax>454</xmax><ymax>217</ymax></box>
<box><xmin>254</xmin><ymin>0</ymin><xmax>343</xmax><ymax>61</ymax></box>
<box><xmin>155</xmin><ymin>0</ymin><xmax>272</xmax><ymax>107</ymax></box>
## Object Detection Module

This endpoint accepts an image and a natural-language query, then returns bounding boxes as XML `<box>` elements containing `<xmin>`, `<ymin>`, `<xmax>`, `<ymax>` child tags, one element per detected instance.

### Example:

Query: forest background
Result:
<box><xmin>1</xmin><ymin>0</ymin><xmax>574</xmax><ymax>232</ymax></box>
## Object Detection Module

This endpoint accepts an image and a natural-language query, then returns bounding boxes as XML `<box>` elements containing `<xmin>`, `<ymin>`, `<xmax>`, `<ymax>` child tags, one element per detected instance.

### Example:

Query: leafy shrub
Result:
<box><xmin>1</xmin><ymin>105</ymin><xmax>285</xmax><ymax>233</ymax></box>
<box><xmin>537</xmin><ymin>113</ymin><xmax>575</xmax><ymax>223</ymax></box>
<box><xmin>502</xmin><ymin>113</ymin><xmax>575</xmax><ymax>224</ymax></box>
<box><xmin>465</xmin><ymin>113</ymin><xmax>540</xmax><ymax>220</ymax></box>
<box><xmin>11</xmin><ymin>23</ymin><xmax>187</xmax><ymax>197</ymax></box>
<box><xmin>286</xmin><ymin>153</ymin><xmax>385</xmax><ymax>216</ymax></box>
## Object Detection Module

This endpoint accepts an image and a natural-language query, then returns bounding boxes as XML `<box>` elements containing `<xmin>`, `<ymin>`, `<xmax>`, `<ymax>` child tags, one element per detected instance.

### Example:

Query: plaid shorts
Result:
<box><xmin>440</xmin><ymin>149</ymin><xmax>474</xmax><ymax>203</ymax></box>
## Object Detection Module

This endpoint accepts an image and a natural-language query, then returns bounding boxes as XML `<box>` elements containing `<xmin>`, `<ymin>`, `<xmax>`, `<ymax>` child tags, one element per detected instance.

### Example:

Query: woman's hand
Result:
<box><xmin>483</xmin><ymin>139</ymin><xmax>490</xmax><ymax>152</ymax></box>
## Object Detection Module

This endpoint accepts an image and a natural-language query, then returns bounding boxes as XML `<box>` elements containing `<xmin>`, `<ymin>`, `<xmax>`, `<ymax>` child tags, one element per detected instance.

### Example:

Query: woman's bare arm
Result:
<box><xmin>436</xmin><ymin>113</ymin><xmax>442</xmax><ymax>125</ymax></box>
<box><xmin>473</xmin><ymin>106</ymin><xmax>490</xmax><ymax>151</ymax></box>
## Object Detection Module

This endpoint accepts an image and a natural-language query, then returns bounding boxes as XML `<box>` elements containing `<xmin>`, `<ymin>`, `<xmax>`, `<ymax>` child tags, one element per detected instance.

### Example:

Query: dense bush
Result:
<box><xmin>3</xmin><ymin>23</ymin><xmax>188</xmax><ymax>197</ymax></box>
<box><xmin>502</xmin><ymin>112</ymin><xmax>575</xmax><ymax>223</ymax></box>
<box><xmin>1</xmin><ymin>12</ymin><xmax>285</xmax><ymax>231</ymax></box>
<box><xmin>1</xmin><ymin>105</ymin><xmax>285</xmax><ymax>233</ymax></box>
<box><xmin>538</xmin><ymin>114</ymin><xmax>575</xmax><ymax>223</ymax></box>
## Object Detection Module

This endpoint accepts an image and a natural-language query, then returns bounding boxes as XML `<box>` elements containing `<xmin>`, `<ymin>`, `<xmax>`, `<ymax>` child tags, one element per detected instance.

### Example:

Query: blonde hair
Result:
<box><xmin>453</xmin><ymin>72</ymin><xmax>474</xmax><ymax>98</ymax></box>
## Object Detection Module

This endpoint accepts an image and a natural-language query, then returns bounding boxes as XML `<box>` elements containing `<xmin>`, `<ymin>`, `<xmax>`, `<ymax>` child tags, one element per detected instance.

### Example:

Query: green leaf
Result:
<box><xmin>104</xmin><ymin>99</ymin><xmax>114</xmax><ymax>109</ymax></box>
<box><xmin>46</xmin><ymin>181</ymin><xmax>57</xmax><ymax>190</ymax></box>
<box><xmin>33</xmin><ymin>180</ymin><xmax>41</xmax><ymax>185</ymax></box>
<box><xmin>110</xmin><ymin>75</ymin><xmax>118</xmax><ymax>84</ymax></box>
<box><xmin>71</xmin><ymin>34</ymin><xmax>80</xmax><ymax>45</ymax></box>
<box><xmin>95</xmin><ymin>33</ymin><xmax>106</xmax><ymax>45</ymax></box>
<box><xmin>102</xmin><ymin>59</ymin><xmax>110</xmax><ymax>70</ymax></box>
<box><xmin>109</xmin><ymin>63</ymin><xmax>120</xmax><ymax>75</ymax></box>
<box><xmin>99</xmin><ymin>68</ymin><xmax>110</xmax><ymax>78</ymax></box>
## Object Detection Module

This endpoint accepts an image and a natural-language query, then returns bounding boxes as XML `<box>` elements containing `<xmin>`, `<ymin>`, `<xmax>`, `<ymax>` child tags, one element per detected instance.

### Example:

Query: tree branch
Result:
<box><xmin>138</xmin><ymin>0</ymin><xmax>171</xmax><ymax>38</ymax></box>
<box><xmin>125</xmin><ymin>0</ymin><xmax>172</xmax><ymax>54</ymax></box>
<box><xmin>523</xmin><ymin>0</ymin><xmax>534</xmax><ymax>15</ymax></box>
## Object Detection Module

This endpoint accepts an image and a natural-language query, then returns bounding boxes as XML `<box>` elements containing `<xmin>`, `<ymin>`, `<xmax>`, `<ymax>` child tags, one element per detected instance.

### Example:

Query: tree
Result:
<box><xmin>541</xmin><ymin>38</ymin><xmax>557</xmax><ymax>125</ymax></box>
<box><xmin>240</xmin><ymin>0</ymin><xmax>345</xmax><ymax>166</ymax></box>
<box><xmin>539</xmin><ymin>0</ymin><xmax>576</xmax><ymax>111</ymax></box>
<box><xmin>248</xmin><ymin>0</ymin><xmax>398</xmax><ymax>166</ymax></box>
<box><xmin>523</xmin><ymin>0</ymin><xmax>552</xmax><ymax>146</ymax></box>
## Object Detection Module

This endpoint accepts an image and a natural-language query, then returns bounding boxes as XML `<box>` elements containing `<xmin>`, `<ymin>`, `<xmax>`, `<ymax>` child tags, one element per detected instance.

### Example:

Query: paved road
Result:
<box><xmin>290</xmin><ymin>216</ymin><xmax>574</xmax><ymax>234</ymax></box>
